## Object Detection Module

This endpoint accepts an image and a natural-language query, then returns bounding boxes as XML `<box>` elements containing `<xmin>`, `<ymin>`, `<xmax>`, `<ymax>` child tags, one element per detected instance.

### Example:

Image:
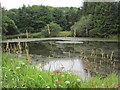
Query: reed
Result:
<box><xmin>26</xmin><ymin>30</ymin><xmax>29</xmax><ymax>40</ymax></box>
<box><xmin>110</xmin><ymin>51</ymin><xmax>114</xmax><ymax>60</ymax></box>
<box><xmin>47</xmin><ymin>24</ymin><xmax>51</xmax><ymax>35</ymax></box>
<box><xmin>25</xmin><ymin>31</ymin><xmax>31</xmax><ymax>64</ymax></box>
<box><xmin>101</xmin><ymin>52</ymin><xmax>104</xmax><ymax>60</ymax></box>
<box><xmin>93</xmin><ymin>55</ymin><xmax>96</xmax><ymax>63</ymax></box>
<box><xmin>113</xmin><ymin>62</ymin><xmax>116</xmax><ymax>67</ymax></box>
<box><xmin>100</xmin><ymin>59</ymin><xmax>102</xmax><ymax>66</ymax></box>
<box><xmin>6</xmin><ymin>40</ymin><xmax>10</xmax><ymax>53</ymax></box>
<box><xmin>91</xmin><ymin>49</ymin><xmax>95</xmax><ymax>56</ymax></box>
<box><xmin>25</xmin><ymin>49</ymin><xmax>31</xmax><ymax>64</ymax></box>
<box><xmin>13</xmin><ymin>44</ymin><xmax>17</xmax><ymax>53</ymax></box>
<box><xmin>83</xmin><ymin>56</ymin><xmax>90</xmax><ymax>74</ymax></box>
<box><xmin>18</xmin><ymin>37</ymin><xmax>22</xmax><ymax>54</ymax></box>
<box><xmin>11</xmin><ymin>63</ymin><xmax>16</xmax><ymax>75</ymax></box>
<box><xmin>107</xmin><ymin>54</ymin><xmax>109</xmax><ymax>59</ymax></box>
<box><xmin>80</xmin><ymin>50</ymin><xmax>84</xmax><ymax>55</ymax></box>
<box><xmin>74</xmin><ymin>29</ymin><xmax>76</xmax><ymax>37</ymax></box>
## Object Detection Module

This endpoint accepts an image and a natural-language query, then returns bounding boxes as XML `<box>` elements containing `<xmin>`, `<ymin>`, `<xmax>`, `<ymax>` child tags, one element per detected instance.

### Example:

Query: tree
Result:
<box><xmin>81</xmin><ymin>2</ymin><xmax>118</xmax><ymax>38</ymax></box>
<box><xmin>71</xmin><ymin>14</ymin><xmax>93</xmax><ymax>37</ymax></box>
<box><xmin>53</xmin><ymin>8</ymin><xmax>67</xmax><ymax>31</ymax></box>
<box><xmin>2</xmin><ymin>9</ymin><xmax>19</xmax><ymax>35</ymax></box>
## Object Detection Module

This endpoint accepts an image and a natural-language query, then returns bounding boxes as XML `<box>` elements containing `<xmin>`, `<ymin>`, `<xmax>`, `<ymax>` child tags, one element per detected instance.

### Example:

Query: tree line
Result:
<box><xmin>2</xmin><ymin>2</ymin><xmax>119</xmax><ymax>38</ymax></box>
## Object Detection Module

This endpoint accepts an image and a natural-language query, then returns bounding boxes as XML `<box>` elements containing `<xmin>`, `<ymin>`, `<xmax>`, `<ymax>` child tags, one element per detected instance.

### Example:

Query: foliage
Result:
<box><xmin>41</xmin><ymin>22</ymin><xmax>62</xmax><ymax>37</ymax></box>
<box><xmin>81</xmin><ymin>2</ymin><xmax>118</xmax><ymax>38</ymax></box>
<box><xmin>2</xmin><ymin>2</ymin><xmax>118</xmax><ymax>38</ymax></box>
<box><xmin>71</xmin><ymin>14</ymin><xmax>93</xmax><ymax>37</ymax></box>
<box><xmin>2</xmin><ymin>5</ymin><xmax>80</xmax><ymax>35</ymax></box>
<box><xmin>2</xmin><ymin>9</ymin><xmax>19</xmax><ymax>35</ymax></box>
<box><xmin>2</xmin><ymin>54</ymin><xmax>118</xmax><ymax>88</ymax></box>
<box><xmin>58</xmin><ymin>31</ymin><xmax>72</xmax><ymax>37</ymax></box>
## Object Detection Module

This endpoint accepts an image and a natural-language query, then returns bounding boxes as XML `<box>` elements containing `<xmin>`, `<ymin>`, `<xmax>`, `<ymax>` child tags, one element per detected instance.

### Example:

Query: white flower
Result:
<box><xmin>46</xmin><ymin>86</ymin><xmax>50</xmax><ymax>88</ymax></box>
<box><xmin>102</xmin><ymin>84</ymin><xmax>104</xmax><ymax>86</ymax></box>
<box><xmin>77</xmin><ymin>79</ymin><xmax>81</xmax><ymax>82</ymax></box>
<box><xmin>65</xmin><ymin>81</ymin><xmax>70</xmax><ymax>84</ymax></box>
<box><xmin>59</xmin><ymin>85</ymin><xmax>63</xmax><ymax>87</ymax></box>
<box><xmin>16</xmin><ymin>67</ymin><xmax>20</xmax><ymax>69</ymax></box>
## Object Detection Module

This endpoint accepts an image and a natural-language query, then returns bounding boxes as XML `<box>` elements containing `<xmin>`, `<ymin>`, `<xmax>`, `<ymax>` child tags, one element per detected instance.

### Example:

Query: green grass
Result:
<box><xmin>2</xmin><ymin>31</ymin><xmax>72</xmax><ymax>40</ymax></box>
<box><xmin>2</xmin><ymin>32</ymin><xmax>43</xmax><ymax>39</ymax></box>
<box><xmin>58</xmin><ymin>31</ymin><xmax>72</xmax><ymax>37</ymax></box>
<box><xmin>2</xmin><ymin>54</ymin><xmax>118</xmax><ymax>88</ymax></box>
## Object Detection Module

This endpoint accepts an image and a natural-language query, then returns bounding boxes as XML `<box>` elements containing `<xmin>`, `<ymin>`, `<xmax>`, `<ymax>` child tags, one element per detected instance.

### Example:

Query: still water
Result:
<box><xmin>2</xmin><ymin>37</ymin><xmax>119</xmax><ymax>79</ymax></box>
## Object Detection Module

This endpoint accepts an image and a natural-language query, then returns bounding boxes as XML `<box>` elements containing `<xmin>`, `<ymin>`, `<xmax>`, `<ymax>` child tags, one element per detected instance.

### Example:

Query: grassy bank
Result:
<box><xmin>2</xmin><ymin>31</ymin><xmax>72</xmax><ymax>40</ymax></box>
<box><xmin>2</xmin><ymin>32</ymin><xmax>118</xmax><ymax>42</ymax></box>
<box><xmin>2</xmin><ymin>54</ymin><xmax>118</xmax><ymax>88</ymax></box>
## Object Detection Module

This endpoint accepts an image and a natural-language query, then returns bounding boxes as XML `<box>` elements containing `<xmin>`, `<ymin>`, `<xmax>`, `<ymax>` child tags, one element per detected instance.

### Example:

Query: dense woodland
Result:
<box><xmin>2</xmin><ymin>2</ymin><xmax>119</xmax><ymax>38</ymax></box>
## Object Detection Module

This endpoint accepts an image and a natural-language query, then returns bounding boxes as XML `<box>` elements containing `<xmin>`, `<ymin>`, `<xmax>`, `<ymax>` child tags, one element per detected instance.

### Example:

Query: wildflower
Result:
<box><xmin>65</xmin><ymin>81</ymin><xmax>70</xmax><ymax>84</ymax></box>
<box><xmin>46</xmin><ymin>86</ymin><xmax>50</xmax><ymax>88</ymax></box>
<box><xmin>59</xmin><ymin>85</ymin><xmax>63</xmax><ymax>87</ymax></box>
<box><xmin>55</xmin><ymin>79</ymin><xmax>58</xmax><ymax>82</ymax></box>
<box><xmin>50</xmin><ymin>73</ymin><xmax>54</xmax><ymax>77</ymax></box>
<box><xmin>16</xmin><ymin>67</ymin><xmax>21</xmax><ymax>69</ymax></box>
<box><xmin>61</xmin><ymin>75</ymin><xmax>65</xmax><ymax>77</ymax></box>
<box><xmin>102</xmin><ymin>84</ymin><xmax>104</xmax><ymax>86</ymax></box>
<box><xmin>76</xmin><ymin>79</ymin><xmax>81</xmax><ymax>82</ymax></box>
<box><xmin>4</xmin><ymin>74</ymin><xmax>7</xmax><ymax>78</ymax></box>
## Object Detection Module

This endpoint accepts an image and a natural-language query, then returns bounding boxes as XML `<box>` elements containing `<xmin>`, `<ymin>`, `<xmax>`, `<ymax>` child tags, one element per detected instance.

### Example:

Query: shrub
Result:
<box><xmin>41</xmin><ymin>22</ymin><xmax>62</xmax><ymax>37</ymax></box>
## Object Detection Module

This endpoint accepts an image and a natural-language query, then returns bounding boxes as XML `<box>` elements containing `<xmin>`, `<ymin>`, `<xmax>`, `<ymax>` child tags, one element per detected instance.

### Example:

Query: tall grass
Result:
<box><xmin>2</xmin><ymin>54</ymin><xmax>118</xmax><ymax>88</ymax></box>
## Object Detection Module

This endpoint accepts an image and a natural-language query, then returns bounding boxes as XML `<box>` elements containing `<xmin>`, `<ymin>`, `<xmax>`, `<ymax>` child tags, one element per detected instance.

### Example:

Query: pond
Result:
<box><xmin>2</xmin><ymin>37</ymin><xmax>119</xmax><ymax>80</ymax></box>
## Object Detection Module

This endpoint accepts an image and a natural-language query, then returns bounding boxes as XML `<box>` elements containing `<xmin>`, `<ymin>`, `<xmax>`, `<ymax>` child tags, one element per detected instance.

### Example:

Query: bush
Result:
<box><xmin>41</xmin><ymin>22</ymin><xmax>62</xmax><ymax>37</ymax></box>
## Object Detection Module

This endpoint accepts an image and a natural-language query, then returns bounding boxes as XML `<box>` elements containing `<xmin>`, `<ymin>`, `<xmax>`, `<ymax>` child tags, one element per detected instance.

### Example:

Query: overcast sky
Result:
<box><xmin>1</xmin><ymin>0</ymin><xmax>84</xmax><ymax>10</ymax></box>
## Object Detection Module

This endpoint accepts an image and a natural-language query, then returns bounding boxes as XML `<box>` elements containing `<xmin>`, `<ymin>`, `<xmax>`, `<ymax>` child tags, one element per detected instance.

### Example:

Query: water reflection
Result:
<box><xmin>37</xmin><ymin>57</ymin><xmax>91</xmax><ymax>80</ymax></box>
